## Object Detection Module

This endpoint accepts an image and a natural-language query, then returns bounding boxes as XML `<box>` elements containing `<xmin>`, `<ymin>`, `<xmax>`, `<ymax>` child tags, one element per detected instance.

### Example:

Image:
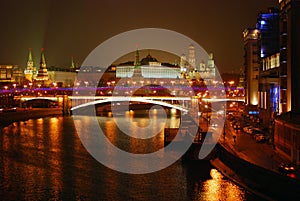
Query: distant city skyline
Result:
<box><xmin>0</xmin><ymin>0</ymin><xmax>279</xmax><ymax>74</ymax></box>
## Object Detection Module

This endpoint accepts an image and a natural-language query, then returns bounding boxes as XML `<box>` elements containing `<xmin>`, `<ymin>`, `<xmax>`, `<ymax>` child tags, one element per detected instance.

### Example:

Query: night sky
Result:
<box><xmin>0</xmin><ymin>0</ymin><xmax>278</xmax><ymax>74</ymax></box>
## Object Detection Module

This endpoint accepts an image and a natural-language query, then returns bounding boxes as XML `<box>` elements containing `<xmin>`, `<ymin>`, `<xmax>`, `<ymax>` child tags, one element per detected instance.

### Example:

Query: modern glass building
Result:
<box><xmin>256</xmin><ymin>8</ymin><xmax>280</xmax><ymax>128</ymax></box>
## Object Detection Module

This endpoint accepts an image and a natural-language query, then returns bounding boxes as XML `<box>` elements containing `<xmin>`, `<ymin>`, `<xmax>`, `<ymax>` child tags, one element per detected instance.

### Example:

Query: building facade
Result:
<box><xmin>243</xmin><ymin>28</ymin><xmax>260</xmax><ymax>106</ymax></box>
<box><xmin>257</xmin><ymin>8</ymin><xmax>280</xmax><ymax>128</ymax></box>
<box><xmin>116</xmin><ymin>52</ymin><xmax>180</xmax><ymax>79</ymax></box>
<box><xmin>0</xmin><ymin>65</ymin><xmax>14</xmax><ymax>83</ymax></box>
<box><xmin>274</xmin><ymin>0</ymin><xmax>300</xmax><ymax>164</ymax></box>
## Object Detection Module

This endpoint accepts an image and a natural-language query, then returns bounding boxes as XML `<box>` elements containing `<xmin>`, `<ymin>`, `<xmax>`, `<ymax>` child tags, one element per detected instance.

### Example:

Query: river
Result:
<box><xmin>0</xmin><ymin>110</ymin><xmax>262</xmax><ymax>200</ymax></box>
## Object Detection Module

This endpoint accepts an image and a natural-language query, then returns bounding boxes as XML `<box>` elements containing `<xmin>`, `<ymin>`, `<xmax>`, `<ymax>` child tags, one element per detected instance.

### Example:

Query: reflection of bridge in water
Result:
<box><xmin>16</xmin><ymin>95</ymin><xmax>242</xmax><ymax>161</ymax></box>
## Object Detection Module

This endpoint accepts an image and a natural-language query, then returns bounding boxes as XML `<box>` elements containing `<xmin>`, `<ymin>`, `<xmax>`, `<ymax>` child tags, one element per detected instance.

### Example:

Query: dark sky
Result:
<box><xmin>0</xmin><ymin>0</ymin><xmax>278</xmax><ymax>74</ymax></box>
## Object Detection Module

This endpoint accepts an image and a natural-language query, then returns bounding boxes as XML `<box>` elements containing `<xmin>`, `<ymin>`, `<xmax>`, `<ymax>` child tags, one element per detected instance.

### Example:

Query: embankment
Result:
<box><xmin>0</xmin><ymin>108</ymin><xmax>63</xmax><ymax>127</ymax></box>
<box><xmin>212</xmin><ymin>143</ymin><xmax>300</xmax><ymax>201</ymax></box>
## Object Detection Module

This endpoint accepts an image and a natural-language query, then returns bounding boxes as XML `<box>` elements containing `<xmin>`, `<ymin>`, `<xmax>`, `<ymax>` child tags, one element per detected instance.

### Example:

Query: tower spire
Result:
<box><xmin>70</xmin><ymin>56</ymin><xmax>75</xmax><ymax>69</ymax></box>
<box><xmin>40</xmin><ymin>48</ymin><xmax>46</xmax><ymax>69</ymax></box>
<box><xmin>132</xmin><ymin>48</ymin><xmax>142</xmax><ymax>82</ymax></box>
<box><xmin>28</xmin><ymin>48</ymin><xmax>33</xmax><ymax>62</ymax></box>
<box><xmin>26</xmin><ymin>48</ymin><xmax>34</xmax><ymax>70</ymax></box>
<box><xmin>24</xmin><ymin>48</ymin><xmax>35</xmax><ymax>82</ymax></box>
<box><xmin>36</xmin><ymin>48</ymin><xmax>49</xmax><ymax>81</ymax></box>
<box><xmin>134</xmin><ymin>48</ymin><xmax>140</xmax><ymax>67</ymax></box>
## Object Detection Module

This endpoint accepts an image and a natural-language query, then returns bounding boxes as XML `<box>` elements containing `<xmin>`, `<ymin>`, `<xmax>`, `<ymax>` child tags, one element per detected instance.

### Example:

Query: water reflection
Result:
<box><xmin>199</xmin><ymin>169</ymin><xmax>246</xmax><ymax>201</ymax></box>
<box><xmin>0</xmin><ymin>113</ymin><xmax>260</xmax><ymax>200</ymax></box>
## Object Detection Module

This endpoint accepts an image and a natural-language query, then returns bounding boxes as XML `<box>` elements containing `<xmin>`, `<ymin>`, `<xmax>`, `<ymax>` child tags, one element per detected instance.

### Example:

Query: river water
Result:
<box><xmin>0</xmin><ymin>111</ymin><xmax>261</xmax><ymax>201</ymax></box>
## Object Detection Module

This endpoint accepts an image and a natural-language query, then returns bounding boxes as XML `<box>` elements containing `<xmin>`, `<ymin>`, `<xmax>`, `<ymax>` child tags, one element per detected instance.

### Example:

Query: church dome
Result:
<box><xmin>140</xmin><ymin>54</ymin><xmax>158</xmax><ymax>65</ymax></box>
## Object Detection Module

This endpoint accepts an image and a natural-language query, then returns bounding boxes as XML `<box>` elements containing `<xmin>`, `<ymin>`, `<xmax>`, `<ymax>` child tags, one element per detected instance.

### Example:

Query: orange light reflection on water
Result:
<box><xmin>196</xmin><ymin>169</ymin><xmax>246</xmax><ymax>201</ymax></box>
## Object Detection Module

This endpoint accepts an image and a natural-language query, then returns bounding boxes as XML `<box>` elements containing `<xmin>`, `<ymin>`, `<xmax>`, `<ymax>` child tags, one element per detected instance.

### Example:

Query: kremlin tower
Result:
<box><xmin>35</xmin><ymin>48</ymin><xmax>49</xmax><ymax>81</ymax></box>
<box><xmin>24</xmin><ymin>48</ymin><xmax>36</xmax><ymax>82</ymax></box>
<box><xmin>180</xmin><ymin>54</ymin><xmax>187</xmax><ymax>72</ymax></box>
<box><xmin>132</xmin><ymin>49</ymin><xmax>142</xmax><ymax>82</ymax></box>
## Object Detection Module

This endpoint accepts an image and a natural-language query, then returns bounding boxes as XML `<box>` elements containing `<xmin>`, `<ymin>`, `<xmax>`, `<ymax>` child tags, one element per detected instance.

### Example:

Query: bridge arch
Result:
<box><xmin>70</xmin><ymin>97</ymin><xmax>189</xmax><ymax>112</ymax></box>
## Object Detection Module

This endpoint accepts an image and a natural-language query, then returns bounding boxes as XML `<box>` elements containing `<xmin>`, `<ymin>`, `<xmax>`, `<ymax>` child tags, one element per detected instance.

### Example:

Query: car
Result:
<box><xmin>243</xmin><ymin>126</ymin><xmax>253</xmax><ymax>133</ymax></box>
<box><xmin>233</xmin><ymin>123</ymin><xmax>241</xmax><ymax>130</ymax></box>
<box><xmin>254</xmin><ymin>134</ymin><xmax>266</xmax><ymax>143</ymax></box>
<box><xmin>278</xmin><ymin>163</ymin><xmax>295</xmax><ymax>174</ymax></box>
<box><xmin>210</xmin><ymin>118</ymin><xmax>220</xmax><ymax>128</ymax></box>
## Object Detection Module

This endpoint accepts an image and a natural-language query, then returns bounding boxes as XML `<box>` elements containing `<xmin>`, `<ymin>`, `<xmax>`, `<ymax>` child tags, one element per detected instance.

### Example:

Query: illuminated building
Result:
<box><xmin>278</xmin><ymin>0</ymin><xmax>300</xmax><ymax>114</ymax></box>
<box><xmin>12</xmin><ymin>65</ymin><xmax>23</xmax><ymax>85</ymax></box>
<box><xmin>237</xmin><ymin>68</ymin><xmax>245</xmax><ymax>96</ymax></box>
<box><xmin>243</xmin><ymin>28</ymin><xmax>260</xmax><ymax>106</ymax></box>
<box><xmin>47</xmin><ymin>70</ymin><xmax>76</xmax><ymax>87</ymax></box>
<box><xmin>116</xmin><ymin>51</ymin><xmax>180</xmax><ymax>79</ymax></box>
<box><xmin>0</xmin><ymin>65</ymin><xmax>13</xmax><ymax>83</ymax></box>
<box><xmin>259</xmin><ymin>53</ymin><xmax>280</xmax><ymax>122</ymax></box>
<box><xmin>188</xmin><ymin>44</ymin><xmax>196</xmax><ymax>70</ymax></box>
<box><xmin>188</xmin><ymin>53</ymin><xmax>216</xmax><ymax>84</ymax></box>
<box><xmin>273</xmin><ymin>0</ymin><xmax>300</xmax><ymax>164</ymax></box>
<box><xmin>256</xmin><ymin>8</ymin><xmax>280</xmax><ymax>58</ymax></box>
<box><xmin>256</xmin><ymin>8</ymin><xmax>280</xmax><ymax>128</ymax></box>
<box><xmin>0</xmin><ymin>65</ymin><xmax>23</xmax><ymax>85</ymax></box>
<box><xmin>47</xmin><ymin>58</ymin><xmax>78</xmax><ymax>87</ymax></box>
<box><xmin>180</xmin><ymin>54</ymin><xmax>187</xmax><ymax>72</ymax></box>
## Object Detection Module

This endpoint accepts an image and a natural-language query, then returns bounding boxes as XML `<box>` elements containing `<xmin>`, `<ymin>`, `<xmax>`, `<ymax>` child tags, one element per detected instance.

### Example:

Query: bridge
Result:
<box><xmin>15</xmin><ymin>95</ymin><xmax>244</xmax><ymax>114</ymax></box>
<box><xmin>15</xmin><ymin>95</ymin><xmax>194</xmax><ymax>114</ymax></box>
<box><xmin>17</xmin><ymin>96</ymin><xmax>245</xmax><ymax>103</ymax></box>
<box><xmin>70</xmin><ymin>96</ymin><xmax>191</xmax><ymax>112</ymax></box>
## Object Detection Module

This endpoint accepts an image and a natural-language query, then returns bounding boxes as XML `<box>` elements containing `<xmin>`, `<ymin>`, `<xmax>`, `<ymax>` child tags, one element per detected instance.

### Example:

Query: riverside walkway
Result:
<box><xmin>218</xmin><ymin>119</ymin><xmax>300</xmax><ymax>179</ymax></box>
<box><xmin>207</xmin><ymin>117</ymin><xmax>300</xmax><ymax>200</ymax></box>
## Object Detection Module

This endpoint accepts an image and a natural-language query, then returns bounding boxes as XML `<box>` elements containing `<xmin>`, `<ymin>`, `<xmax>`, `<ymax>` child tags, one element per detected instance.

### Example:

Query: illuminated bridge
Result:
<box><xmin>16</xmin><ymin>95</ymin><xmax>244</xmax><ymax>114</ymax></box>
<box><xmin>16</xmin><ymin>96</ymin><xmax>194</xmax><ymax>113</ymax></box>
